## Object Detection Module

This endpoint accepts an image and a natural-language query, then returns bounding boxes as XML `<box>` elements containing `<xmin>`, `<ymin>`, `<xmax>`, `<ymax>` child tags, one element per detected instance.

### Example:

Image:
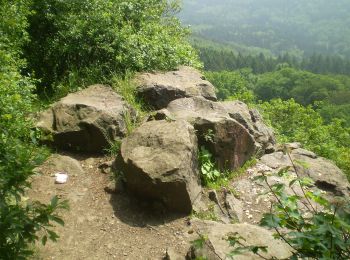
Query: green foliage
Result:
<box><xmin>0</xmin><ymin>1</ymin><xmax>67</xmax><ymax>257</ymax></box>
<box><xmin>0</xmin><ymin>196</ymin><xmax>69</xmax><ymax>259</ymax></box>
<box><xmin>196</xmin><ymin>43</ymin><xmax>350</xmax><ymax>76</ymax></box>
<box><xmin>255</xmin><ymin>153</ymin><xmax>350</xmax><ymax>259</ymax></box>
<box><xmin>255</xmin><ymin>67</ymin><xmax>350</xmax><ymax>108</ymax></box>
<box><xmin>206</xmin><ymin>158</ymin><xmax>257</xmax><ymax>191</ymax></box>
<box><xmin>25</xmin><ymin>0</ymin><xmax>201</xmax><ymax>93</ymax></box>
<box><xmin>198</xmin><ymin>146</ymin><xmax>221</xmax><ymax>185</ymax></box>
<box><xmin>191</xmin><ymin>234</ymin><xmax>207</xmax><ymax>250</ymax></box>
<box><xmin>105</xmin><ymin>139</ymin><xmax>122</xmax><ymax>156</ymax></box>
<box><xmin>259</xmin><ymin>99</ymin><xmax>350</xmax><ymax>178</ymax></box>
<box><xmin>227</xmin><ymin>233</ymin><xmax>267</xmax><ymax>258</ymax></box>
<box><xmin>111</xmin><ymin>73</ymin><xmax>148</xmax><ymax>115</ymax></box>
<box><xmin>205</xmin><ymin>70</ymin><xmax>256</xmax><ymax>103</ymax></box>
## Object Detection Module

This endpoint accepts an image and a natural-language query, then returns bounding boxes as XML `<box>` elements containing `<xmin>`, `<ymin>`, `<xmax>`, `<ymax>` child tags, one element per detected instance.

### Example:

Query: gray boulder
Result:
<box><xmin>187</xmin><ymin>219</ymin><xmax>292</xmax><ymax>260</ymax></box>
<box><xmin>150</xmin><ymin>97</ymin><xmax>257</xmax><ymax>171</ymax></box>
<box><xmin>115</xmin><ymin>120</ymin><xmax>201</xmax><ymax>213</ymax></box>
<box><xmin>37</xmin><ymin>85</ymin><xmax>136</xmax><ymax>152</ymax></box>
<box><xmin>136</xmin><ymin>66</ymin><xmax>217</xmax><ymax>109</ymax></box>
<box><xmin>260</xmin><ymin>147</ymin><xmax>350</xmax><ymax>196</ymax></box>
<box><xmin>221</xmin><ymin>100</ymin><xmax>276</xmax><ymax>154</ymax></box>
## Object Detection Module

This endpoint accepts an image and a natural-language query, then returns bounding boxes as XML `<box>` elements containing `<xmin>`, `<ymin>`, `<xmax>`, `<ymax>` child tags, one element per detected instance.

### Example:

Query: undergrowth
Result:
<box><xmin>198</xmin><ymin>145</ymin><xmax>257</xmax><ymax>189</ymax></box>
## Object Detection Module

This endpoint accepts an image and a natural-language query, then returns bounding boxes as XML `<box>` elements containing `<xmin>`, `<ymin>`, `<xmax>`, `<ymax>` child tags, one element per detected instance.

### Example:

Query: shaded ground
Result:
<box><xmin>28</xmin><ymin>153</ymin><xmax>193</xmax><ymax>260</ymax></box>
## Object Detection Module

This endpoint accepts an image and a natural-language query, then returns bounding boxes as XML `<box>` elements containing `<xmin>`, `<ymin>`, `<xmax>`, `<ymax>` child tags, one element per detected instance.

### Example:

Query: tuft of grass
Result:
<box><xmin>104</xmin><ymin>139</ymin><xmax>122</xmax><ymax>156</ymax></box>
<box><xmin>111</xmin><ymin>72</ymin><xmax>148</xmax><ymax>116</ymax></box>
<box><xmin>110</xmin><ymin>72</ymin><xmax>151</xmax><ymax>137</ymax></box>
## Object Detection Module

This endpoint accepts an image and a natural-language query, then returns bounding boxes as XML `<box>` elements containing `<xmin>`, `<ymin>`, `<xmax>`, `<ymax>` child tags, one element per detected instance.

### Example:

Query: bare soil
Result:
<box><xmin>28</xmin><ymin>153</ymin><xmax>194</xmax><ymax>260</ymax></box>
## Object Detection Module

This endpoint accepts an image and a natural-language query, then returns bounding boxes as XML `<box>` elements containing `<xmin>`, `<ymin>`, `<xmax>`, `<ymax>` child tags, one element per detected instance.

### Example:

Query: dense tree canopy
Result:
<box><xmin>25</xmin><ymin>0</ymin><xmax>201</xmax><ymax>93</ymax></box>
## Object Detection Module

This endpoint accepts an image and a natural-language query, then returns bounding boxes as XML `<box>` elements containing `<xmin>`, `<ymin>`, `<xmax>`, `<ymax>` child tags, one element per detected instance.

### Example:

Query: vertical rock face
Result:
<box><xmin>136</xmin><ymin>66</ymin><xmax>217</xmax><ymax>109</ymax></box>
<box><xmin>221</xmin><ymin>100</ymin><xmax>276</xmax><ymax>154</ymax></box>
<box><xmin>150</xmin><ymin>97</ymin><xmax>257</xmax><ymax>171</ymax></box>
<box><xmin>36</xmin><ymin>85</ymin><xmax>136</xmax><ymax>152</ymax></box>
<box><xmin>116</xmin><ymin>120</ymin><xmax>201</xmax><ymax>213</ymax></box>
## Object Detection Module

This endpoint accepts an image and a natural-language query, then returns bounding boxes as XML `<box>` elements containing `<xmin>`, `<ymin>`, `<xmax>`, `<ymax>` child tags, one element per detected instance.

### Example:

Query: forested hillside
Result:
<box><xmin>180</xmin><ymin>0</ymin><xmax>350</xmax><ymax>58</ymax></box>
<box><xmin>1</xmin><ymin>0</ymin><xmax>350</xmax><ymax>259</ymax></box>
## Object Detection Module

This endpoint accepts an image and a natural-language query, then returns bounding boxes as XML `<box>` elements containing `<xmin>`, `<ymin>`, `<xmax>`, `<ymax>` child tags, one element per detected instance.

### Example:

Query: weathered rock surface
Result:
<box><xmin>187</xmin><ymin>219</ymin><xmax>292</xmax><ymax>260</ymax></box>
<box><xmin>136</xmin><ymin>66</ymin><xmax>217</xmax><ymax>109</ymax></box>
<box><xmin>221</xmin><ymin>100</ymin><xmax>276</xmax><ymax>154</ymax></box>
<box><xmin>150</xmin><ymin>97</ymin><xmax>259</xmax><ymax>171</ymax></box>
<box><xmin>260</xmin><ymin>146</ymin><xmax>350</xmax><ymax>196</ymax></box>
<box><xmin>115</xmin><ymin>120</ymin><xmax>201</xmax><ymax>213</ymax></box>
<box><xmin>34</xmin><ymin>154</ymin><xmax>84</xmax><ymax>176</ymax></box>
<box><xmin>37</xmin><ymin>85</ymin><xmax>136</xmax><ymax>152</ymax></box>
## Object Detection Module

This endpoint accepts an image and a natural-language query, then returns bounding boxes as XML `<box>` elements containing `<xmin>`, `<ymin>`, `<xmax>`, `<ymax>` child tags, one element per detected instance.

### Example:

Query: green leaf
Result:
<box><xmin>47</xmin><ymin>230</ymin><xmax>59</xmax><ymax>242</ymax></box>
<box><xmin>49</xmin><ymin>215</ymin><xmax>65</xmax><ymax>226</ymax></box>
<box><xmin>50</xmin><ymin>196</ymin><xmax>59</xmax><ymax>208</ymax></box>
<box><xmin>42</xmin><ymin>235</ymin><xmax>47</xmax><ymax>245</ymax></box>
<box><xmin>260</xmin><ymin>213</ymin><xmax>281</xmax><ymax>228</ymax></box>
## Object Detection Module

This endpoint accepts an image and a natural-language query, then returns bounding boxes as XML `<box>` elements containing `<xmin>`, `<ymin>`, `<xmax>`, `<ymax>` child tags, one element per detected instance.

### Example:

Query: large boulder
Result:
<box><xmin>37</xmin><ymin>85</ymin><xmax>136</xmax><ymax>152</ymax></box>
<box><xmin>187</xmin><ymin>219</ymin><xmax>292</xmax><ymax>260</ymax></box>
<box><xmin>136</xmin><ymin>66</ymin><xmax>217</xmax><ymax>109</ymax></box>
<box><xmin>221</xmin><ymin>100</ymin><xmax>276</xmax><ymax>154</ymax></box>
<box><xmin>260</xmin><ymin>147</ymin><xmax>350</xmax><ymax>196</ymax></box>
<box><xmin>151</xmin><ymin>97</ymin><xmax>258</xmax><ymax>171</ymax></box>
<box><xmin>115</xmin><ymin>120</ymin><xmax>201</xmax><ymax>213</ymax></box>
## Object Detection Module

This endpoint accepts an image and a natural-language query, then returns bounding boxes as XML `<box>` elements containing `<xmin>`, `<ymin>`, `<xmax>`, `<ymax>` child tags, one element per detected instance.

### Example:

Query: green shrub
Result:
<box><xmin>25</xmin><ymin>0</ymin><xmax>201</xmax><ymax>93</ymax></box>
<box><xmin>198</xmin><ymin>146</ymin><xmax>221</xmax><ymax>185</ymax></box>
<box><xmin>205</xmin><ymin>70</ymin><xmax>256</xmax><ymax>103</ymax></box>
<box><xmin>1</xmin><ymin>1</ymin><xmax>67</xmax><ymax>257</ymax></box>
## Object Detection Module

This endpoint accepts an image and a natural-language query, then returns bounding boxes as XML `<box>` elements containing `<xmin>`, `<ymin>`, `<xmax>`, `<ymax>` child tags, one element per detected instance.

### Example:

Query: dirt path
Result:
<box><xmin>28</xmin><ymin>153</ymin><xmax>193</xmax><ymax>260</ymax></box>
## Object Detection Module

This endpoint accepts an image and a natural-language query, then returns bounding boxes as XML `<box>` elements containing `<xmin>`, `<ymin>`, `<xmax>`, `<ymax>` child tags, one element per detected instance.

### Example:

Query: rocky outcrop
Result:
<box><xmin>260</xmin><ymin>146</ymin><xmax>350</xmax><ymax>197</ymax></box>
<box><xmin>221</xmin><ymin>100</ymin><xmax>276</xmax><ymax>154</ymax></box>
<box><xmin>150</xmin><ymin>97</ymin><xmax>263</xmax><ymax>171</ymax></box>
<box><xmin>187</xmin><ymin>219</ymin><xmax>292</xmax><ymax>260</ymax></box>
<box><xmin>136</xmin><ymin>66</ymin><xmax>217</xmax><ymax>109</ymax></box>
<box><xmin>37</xmin><ymin>85</ymin><xmax>136</xmax><ymax>152</ymax></box>
<box><xmin>115</xmin><ymin>120</ymin><xmax>201</xmax><ymax>213</ymax></box>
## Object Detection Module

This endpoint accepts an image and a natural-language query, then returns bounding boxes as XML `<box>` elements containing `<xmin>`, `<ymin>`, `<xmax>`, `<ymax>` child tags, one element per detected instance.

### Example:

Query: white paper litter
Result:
<box><xmin>55</xmin><ymin>172</ymin><xmax>68</xmax><ymax>184</ymax></box>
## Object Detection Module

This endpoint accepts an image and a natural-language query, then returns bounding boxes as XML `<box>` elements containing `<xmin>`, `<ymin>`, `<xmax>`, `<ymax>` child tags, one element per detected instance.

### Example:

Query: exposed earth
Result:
<box><xmin>29</xmin><ymin>152</ymin><xmax>193</xmax><ymax>260</ymax></box>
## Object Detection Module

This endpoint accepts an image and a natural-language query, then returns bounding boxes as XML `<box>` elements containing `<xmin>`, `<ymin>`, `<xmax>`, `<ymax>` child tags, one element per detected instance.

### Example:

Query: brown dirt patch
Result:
<box><xmin>28</xmin><ymin>153</ymin><xmax>193</xmax><ymax>260</ymax></box>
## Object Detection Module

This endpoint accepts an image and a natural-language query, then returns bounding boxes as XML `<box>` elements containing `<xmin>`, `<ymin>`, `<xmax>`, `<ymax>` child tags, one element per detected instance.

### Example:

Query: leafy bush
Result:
<box><xmin>198</xmin><ymin>146</ymin><xmax>221</xmax><ymax>185</ymax></box>
<box><xmin>205</xmin><ymin>70</ymin><xmax>256</xmax><ymax>103</ymax></box>
<box><xmin>25</xmin><ymin>0</ymin><xmax>201</xmax><ymax>93</ymax></box>
<box><xmin>0</xmin><ymin>1</ymin><xmax>67</xmax><ymax>257</ymax></box>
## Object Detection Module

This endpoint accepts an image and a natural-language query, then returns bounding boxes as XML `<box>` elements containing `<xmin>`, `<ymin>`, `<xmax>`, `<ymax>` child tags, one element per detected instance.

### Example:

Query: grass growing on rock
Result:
<box><xmin>111</xmin><ymin>73</ymin><xmax>148</xmax><ymax>117</ymax></box>
<box><xmin>199</xmin><ymin>147</ymin><xmax>257</xmax><ymax>190</ymax></box>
